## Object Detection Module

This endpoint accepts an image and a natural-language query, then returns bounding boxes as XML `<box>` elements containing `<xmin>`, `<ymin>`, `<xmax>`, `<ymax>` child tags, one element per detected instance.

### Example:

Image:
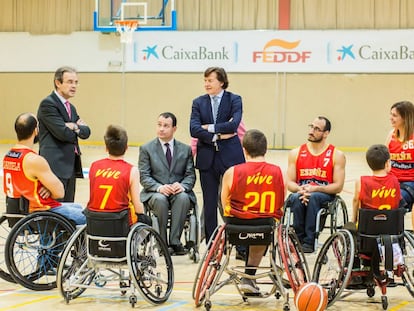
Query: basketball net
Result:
<box><xmin>115</xmin><ymin>20</ymin><xmax>139</xmax><ymax>44</ymax></box>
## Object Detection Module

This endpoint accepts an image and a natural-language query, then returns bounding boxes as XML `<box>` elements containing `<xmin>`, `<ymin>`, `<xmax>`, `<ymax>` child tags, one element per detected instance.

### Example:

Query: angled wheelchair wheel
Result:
<box><xmin>402</xmin><ymin>230</ymin><xmax>414</xmax><ymax>297</ymax></box>
<box><xmin>329</xmin><ymin>196</ymin><xmax>349</xmax><ymax>234</ymax></box>
<box><xmin>312</xmin><ymin>229</ymin><xmax>354</xmax><ymax>307</ymax></box>
<box><xmin>57</xmin><ymin>225</ymin><xmax>95</xmax><ymax>302</ymax></box>
<box><xmin>278</xmin><ymin>224</ymin><xmax>310</xmax><ymax>293</ymax></box>
<box><xmin>5</xmin><ymin>212</ymin><xmax>75</xmax><ymax>290</ymax></box>
<box><xmin>193</xmin><ymin>224</ymin><xmax>226</xmax><ymax>307</ymax></box>
<box><xmin>0</xmin><ymin>215</ymin><xmax>17</xmax><ymax>283</ymax></box>
<box><xmin>128</xmin><ymin>224</ymin><xmax>174</xmax><ymax>305</ymax></box>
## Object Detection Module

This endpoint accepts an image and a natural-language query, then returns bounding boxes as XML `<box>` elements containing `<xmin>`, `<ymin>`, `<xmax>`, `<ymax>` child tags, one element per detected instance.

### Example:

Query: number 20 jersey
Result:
<box><xmin>224</xmin><ymin>161</ymin><xmax>285</xmax><ymax>220</ymax></box>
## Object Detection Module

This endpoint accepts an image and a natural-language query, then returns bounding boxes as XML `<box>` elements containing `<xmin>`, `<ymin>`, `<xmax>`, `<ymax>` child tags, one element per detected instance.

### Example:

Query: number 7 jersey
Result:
<box><xmin>87</xmin><ymin>158</ymin><xmax>137</xmax><ymax>225</ymax></box>
<box><xmin>296</xmin><ymin>143</ymin><xmax>335</xmax><ymax>186</ymax></box>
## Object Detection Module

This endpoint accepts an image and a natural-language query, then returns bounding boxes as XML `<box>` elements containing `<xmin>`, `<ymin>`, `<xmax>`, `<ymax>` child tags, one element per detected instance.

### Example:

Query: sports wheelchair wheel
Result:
<box><xmin>312</xmin><ymin>229</ymin><xmax>354</xmax><ymax>307</ymax></box>
<box><xmin>329</xmin><ymin>196</ymin><xmax>349</xmax><ymax>233</ymax></box>
<box><xmin>5</xmin><ymin>211</ymin><xmax>75</xmax><ymax>290</ymax></box>
<box><xmin>127</xmin><ymin>224</ymin><xmax>174</xmax><ymax>305</ymax></box>
<box><xmin>402</xmin><ymin>230</ymin><xmax>414</xmax><ymax>296</ymax></box>
<box><xmin>277</xmin><ymin>224</ymin><xmax>310</xmax><ymax>293</ymax></box>
<box><xmin>0</xmin><ymin>215</ymin><xmax>17</xmax><ymax>283</ymax></box>
<box><xmin>57</xmin><ymin>225</ymin><xmax>95</xmax><ymax>301</ymax></box>
<box><xmin>193</xmin><ymin>224</ymin><xmax>226</xmax><ymax>307</ymax></box>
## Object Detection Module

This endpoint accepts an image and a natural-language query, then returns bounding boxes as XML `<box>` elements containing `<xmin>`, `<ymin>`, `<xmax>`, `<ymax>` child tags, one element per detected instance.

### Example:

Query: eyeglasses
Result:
<box><xmin>308</xmin><ymin>124</ymin><xmax>325</xmax><ymax>133</ymax></box>
<box><xmin>62</xmin><ymin>80</ymin><xmax>80</xmax><ymax>86</ymax></box>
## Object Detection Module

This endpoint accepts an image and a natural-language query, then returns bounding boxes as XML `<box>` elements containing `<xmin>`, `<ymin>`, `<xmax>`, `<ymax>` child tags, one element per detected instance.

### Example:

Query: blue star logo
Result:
<box><xmin>336</xmin><ymin>45</ymin><xmax>355</xmax><ymax>61</ymax></box>
<box><xmin>142</xmin><ymin>45</ymin><xmax>159</xmax><ymax>60</ymax></box>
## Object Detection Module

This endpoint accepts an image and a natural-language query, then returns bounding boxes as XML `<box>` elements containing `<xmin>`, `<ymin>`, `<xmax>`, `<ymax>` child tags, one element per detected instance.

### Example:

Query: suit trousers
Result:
<box><xmin>58</xmin><ymin>173</ymin><xmax>76</xmax><ymax>203</ymax></box>
<box><xmin>147</xmin><ymin>192</ymin><xmax>191</xmax><ymax>246</ymax></box>
<box><xmin>199</xmin><ymin>154</ymin><xmax>227</xmax><ymax>243</ymax></box>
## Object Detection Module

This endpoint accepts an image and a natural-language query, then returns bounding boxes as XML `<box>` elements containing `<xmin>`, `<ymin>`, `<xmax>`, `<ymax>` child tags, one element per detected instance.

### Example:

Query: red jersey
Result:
<box><xmin>87</xmin><ymin>158</ymin><xmax>137</xmax><ymax>225</ymax></box>
<box><xmin>388</xmin><ymin>132</ymin><xmax>414</xmax><ymax>182</ymax></box>
<box><xmin>223</xmin><ymin>162</ymin><xmax>284</xmax><ymax>220</ymax></box>
<box><xmin>296</xmin><ymin>143</ymin><xmax>335</xmax><ymax>186</ymax></box>
<box><xmin>3</xmin><ymin>147</ymin><xmax>61</xmax><ymax>213</ymax></box>
<box><xmin>359</xmin><ymin>174</ymin><xmax>401</xmax><ymax>210</ymax></box>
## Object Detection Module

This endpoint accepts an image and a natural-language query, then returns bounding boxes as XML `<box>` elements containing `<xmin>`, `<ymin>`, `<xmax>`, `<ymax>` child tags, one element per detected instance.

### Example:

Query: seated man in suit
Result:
<box><xmin>87</xmin><ymin>124</ymin><xmax>151</xmax><ymax>226</ymax></box>
<box><xmin>139</xmin><ymin>112</ymin><xmax>196</xmax><ymax>255</ymax></box>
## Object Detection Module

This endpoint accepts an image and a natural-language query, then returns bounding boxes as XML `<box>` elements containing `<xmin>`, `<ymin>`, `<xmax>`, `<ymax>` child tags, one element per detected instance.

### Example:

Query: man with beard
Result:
<box><xmin>286</xmin><ymin>116</ymin><xmax>345</xmax><ymax>253</ymax></box>
<box><xmin>2</xmin><ymin>113</ymin><xmax>85</xmax><ymax>225</ymax></box>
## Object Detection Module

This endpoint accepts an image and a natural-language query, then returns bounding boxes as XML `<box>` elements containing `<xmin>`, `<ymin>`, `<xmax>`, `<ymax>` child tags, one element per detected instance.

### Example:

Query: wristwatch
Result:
<box><xmin>217</xmin><ymin>133</ymin><xmax>221</xmax><ymax>140</ymax></box>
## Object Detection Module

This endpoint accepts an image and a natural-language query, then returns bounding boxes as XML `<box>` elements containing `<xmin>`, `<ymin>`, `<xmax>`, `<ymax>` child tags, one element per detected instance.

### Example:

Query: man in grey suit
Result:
<box><xmin>37</xmin><ymin>66</ymin><xmax>91</xmax><ymax>202</ymax></box>
<box><xmin>139</xmin><ymin>112</ymin><xmax>196</xmax><ymax>255</ymax></box>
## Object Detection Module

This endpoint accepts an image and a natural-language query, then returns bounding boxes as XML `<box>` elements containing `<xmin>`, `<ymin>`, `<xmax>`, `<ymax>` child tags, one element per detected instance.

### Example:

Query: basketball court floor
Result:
<box><xmin>0</xmin><ymin>145</ymin><xmax>413</xmax><ymax>311</ymax></box>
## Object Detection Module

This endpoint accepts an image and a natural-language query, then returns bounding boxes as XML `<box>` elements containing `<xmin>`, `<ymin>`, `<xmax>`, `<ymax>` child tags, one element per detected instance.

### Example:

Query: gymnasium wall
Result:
<box><xmin>2</xmin><ymin>71</ymin><xmax>411</xmax><ymax>150</ymax></box>
<box><xmin>1</xmin><ymin>0</ymin><xmax>413</xmax><ymax>150</ymax></box>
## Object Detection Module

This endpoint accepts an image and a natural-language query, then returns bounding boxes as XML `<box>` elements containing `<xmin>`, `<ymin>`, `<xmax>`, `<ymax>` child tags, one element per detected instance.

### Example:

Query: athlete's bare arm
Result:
<box><xmin>221</xmin><ymin>166</ymin><xmax>234</xmax><ymax>211</ymax></box>
<box><xmin>130</xmin><ymin>167</ymin><xmax>144</xmax><ymax>214</ymax></box>
<box><xmin>23</xmin><ymin>153</ymin><xmax>64</xmax><ymax>199</ymax></box>
<box><xmin>286</xmin><ymin>148</ymin><xmax>300</xmax><ymax>193</ymax></box>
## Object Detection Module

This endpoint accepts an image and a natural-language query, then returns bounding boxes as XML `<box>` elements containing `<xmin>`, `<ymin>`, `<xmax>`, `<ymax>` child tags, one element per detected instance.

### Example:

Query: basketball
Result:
<box><xmin>294</xmin><ymin>282</ymin><xmax>328</xmax><ymax>311</ymax></box>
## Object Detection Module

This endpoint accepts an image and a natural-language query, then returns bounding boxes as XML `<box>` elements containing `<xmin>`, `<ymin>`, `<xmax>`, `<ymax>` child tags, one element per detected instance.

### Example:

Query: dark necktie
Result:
<box><xmin>165</xmin><ymin>143</ymin><xmax>172</xmax><ymax>167</ymax></box>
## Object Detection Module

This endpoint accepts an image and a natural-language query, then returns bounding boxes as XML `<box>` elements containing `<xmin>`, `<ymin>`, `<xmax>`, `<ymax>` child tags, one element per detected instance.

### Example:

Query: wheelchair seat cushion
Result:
<box><xmin>226</xmin><ymin>224</ymin><xmax>274</xmax><ymax>245</ymax></box>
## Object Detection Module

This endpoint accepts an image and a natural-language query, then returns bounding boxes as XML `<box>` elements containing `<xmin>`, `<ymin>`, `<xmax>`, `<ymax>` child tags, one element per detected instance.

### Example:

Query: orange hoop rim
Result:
<box><xmin>114</xmin><ymin>20</ymin><xmax>139</xmax><ymax>28</ymax></box>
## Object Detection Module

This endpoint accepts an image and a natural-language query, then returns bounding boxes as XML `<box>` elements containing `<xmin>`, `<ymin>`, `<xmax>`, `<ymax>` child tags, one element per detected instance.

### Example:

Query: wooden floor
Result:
<box><xmin>0</xmin><ymin>145</ymin><xmax>413</xmax><ymax>311</ymax></box>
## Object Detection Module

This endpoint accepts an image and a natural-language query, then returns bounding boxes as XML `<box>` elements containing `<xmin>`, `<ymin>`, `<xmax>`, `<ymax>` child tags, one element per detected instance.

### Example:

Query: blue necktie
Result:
<box><xmin>212</xmin><ymin>96</ymin><xmax>219</xmax><ymax>122</ymax></box>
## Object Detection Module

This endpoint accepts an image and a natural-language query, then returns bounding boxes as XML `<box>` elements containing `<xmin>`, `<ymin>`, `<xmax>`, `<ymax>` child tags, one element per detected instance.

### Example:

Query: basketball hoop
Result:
<box><xmin>115</xmin><ymin>20</ymin><xmax>139</xmax><ymax>44</ymax></box>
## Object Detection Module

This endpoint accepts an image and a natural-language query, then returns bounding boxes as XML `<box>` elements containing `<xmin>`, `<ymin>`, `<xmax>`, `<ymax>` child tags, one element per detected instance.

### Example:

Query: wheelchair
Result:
<box><xmin>283</xmin><ymin>194</ymin><xmax>349</xmax><ymax>251</ymax></box>
<box><xmin>57</xmin><ymin>209</ymin><xmax>174</xmax><ymax>306</ymax></box>
<box><xmin>192</xmin><ymin>219</ymin><xmax>310</xmax><ymax>311</ymax></box>
<box><xmin>145</xmin><ymin>201</ymin><xmax>200</xmax><ymax>263</ymax></box>
<box><xmin>1</xmin><ymin>196</ymin><xmax>76</xmax><ymax>290</ymax></box>
<box><xmin>312</xmin><ymin>208</ymin><xmax>414</xmax><ymax>309</ymax></box>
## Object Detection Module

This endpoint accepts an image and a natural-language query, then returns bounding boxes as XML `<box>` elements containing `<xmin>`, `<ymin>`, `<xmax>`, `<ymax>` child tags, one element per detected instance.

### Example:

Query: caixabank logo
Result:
<box><xmin>252</xmin><ymin>39</ymin><xmax>312</xmax><ymax>63</ymax></box>
<box><xmin>141</xmin><ymin>44</ymin><xmax>230</xmax><ymax>61</ymax></box>
<box><xmin>329</xmin><ymin>43</ymin><xmax>414</xmax><ymax>63</ymax></box>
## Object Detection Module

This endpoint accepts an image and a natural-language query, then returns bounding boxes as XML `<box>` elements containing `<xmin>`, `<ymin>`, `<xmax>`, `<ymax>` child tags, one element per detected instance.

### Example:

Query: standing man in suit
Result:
<box><xmin>190</xmin><ymin>67</ymin><xmax>245</xmax><ymax>243</ymax></box>
<box><xmin>139</xmin><ymin>112</ymin><xmax>196</xmax><ymax>255</ymax></box>
<box><xmin>37</xmin><ymin>66</ymin><xmax>91</xmax><ymax>202</ymax></box>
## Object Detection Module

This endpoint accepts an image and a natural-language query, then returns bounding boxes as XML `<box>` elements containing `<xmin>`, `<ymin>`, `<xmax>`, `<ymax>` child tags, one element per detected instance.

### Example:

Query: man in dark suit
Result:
<box><xmin>37</xmin><ymin>66</ymin><xmax>91</xmax><ymax>202</ymax></box>
<box><xmin>190</xmin><ymin>67</ymin><xmax>245</xmax><ymax>243</ymax></box>
<box><xmin>139</xmin><ymin>112</ymin><xmax>196</xmax><ymax>255</ymax></box>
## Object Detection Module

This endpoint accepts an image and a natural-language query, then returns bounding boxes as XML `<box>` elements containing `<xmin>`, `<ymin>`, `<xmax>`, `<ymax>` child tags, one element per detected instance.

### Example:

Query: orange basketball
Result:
<box><xmin>294</xmin><ymin>282</ymin><xmax>328</xmax><ymax>311</ymax></box>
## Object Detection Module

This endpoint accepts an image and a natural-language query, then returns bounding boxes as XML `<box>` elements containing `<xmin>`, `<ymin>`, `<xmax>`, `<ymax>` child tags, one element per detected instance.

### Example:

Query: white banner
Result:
<box><xmin>1</xmin><ymin>30</ymin><xmax>414</xmax><ymax>73</ymax></box>
<box><xmin>126</xmin><ymin>30</ymin><xmax>414</xmax><ymax>73</ymax></box>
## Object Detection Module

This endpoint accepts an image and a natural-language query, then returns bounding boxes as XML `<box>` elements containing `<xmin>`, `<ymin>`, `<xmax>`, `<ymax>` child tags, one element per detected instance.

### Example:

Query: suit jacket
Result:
<box><xmin>190</xmin><ymin>90</ymin><xmax>245</xmax><ymax>170</ymax></box>
<box><xmin>139</xmin><ymin>138</ymin><xmax>197</xmax><ymax>204</ymax></box>
<box><xmin>37</xmin><ymin>92</ymin><xmax>91</xmax><ymax>179</ymax></box>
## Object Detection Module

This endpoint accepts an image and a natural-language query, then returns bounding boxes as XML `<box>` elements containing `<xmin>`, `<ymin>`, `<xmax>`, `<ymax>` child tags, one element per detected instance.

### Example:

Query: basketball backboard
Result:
<box><xmin>94</xmin><ymin>0</ymin><xmax>177</xmax><ymax>32</ymax></box>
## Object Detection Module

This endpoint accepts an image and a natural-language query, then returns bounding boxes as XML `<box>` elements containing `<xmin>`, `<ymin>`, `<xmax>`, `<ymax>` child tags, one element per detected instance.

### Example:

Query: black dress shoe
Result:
<box><xmin>301</xmin><ymin>244</ymin><xmax>314</xmax><ymax>253</ymax></box>
<box><xmin>171</xmin><ymin>244</ymin><xmax>187</xmax><ymax>256</ymax></box>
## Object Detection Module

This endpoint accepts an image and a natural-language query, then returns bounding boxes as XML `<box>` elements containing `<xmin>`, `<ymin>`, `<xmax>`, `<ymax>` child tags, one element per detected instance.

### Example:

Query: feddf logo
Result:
<box><xmin>253</xmin><ymin>39</ymin><xmax>312</xmax><ymax>63</ymax></box>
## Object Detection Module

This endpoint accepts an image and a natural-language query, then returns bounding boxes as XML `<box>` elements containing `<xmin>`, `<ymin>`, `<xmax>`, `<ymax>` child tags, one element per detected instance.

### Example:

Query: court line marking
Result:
<box><xmin>0</xmin><ymin>294</ymin><xmax>58</xmax><ymax>311</ymax></box>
